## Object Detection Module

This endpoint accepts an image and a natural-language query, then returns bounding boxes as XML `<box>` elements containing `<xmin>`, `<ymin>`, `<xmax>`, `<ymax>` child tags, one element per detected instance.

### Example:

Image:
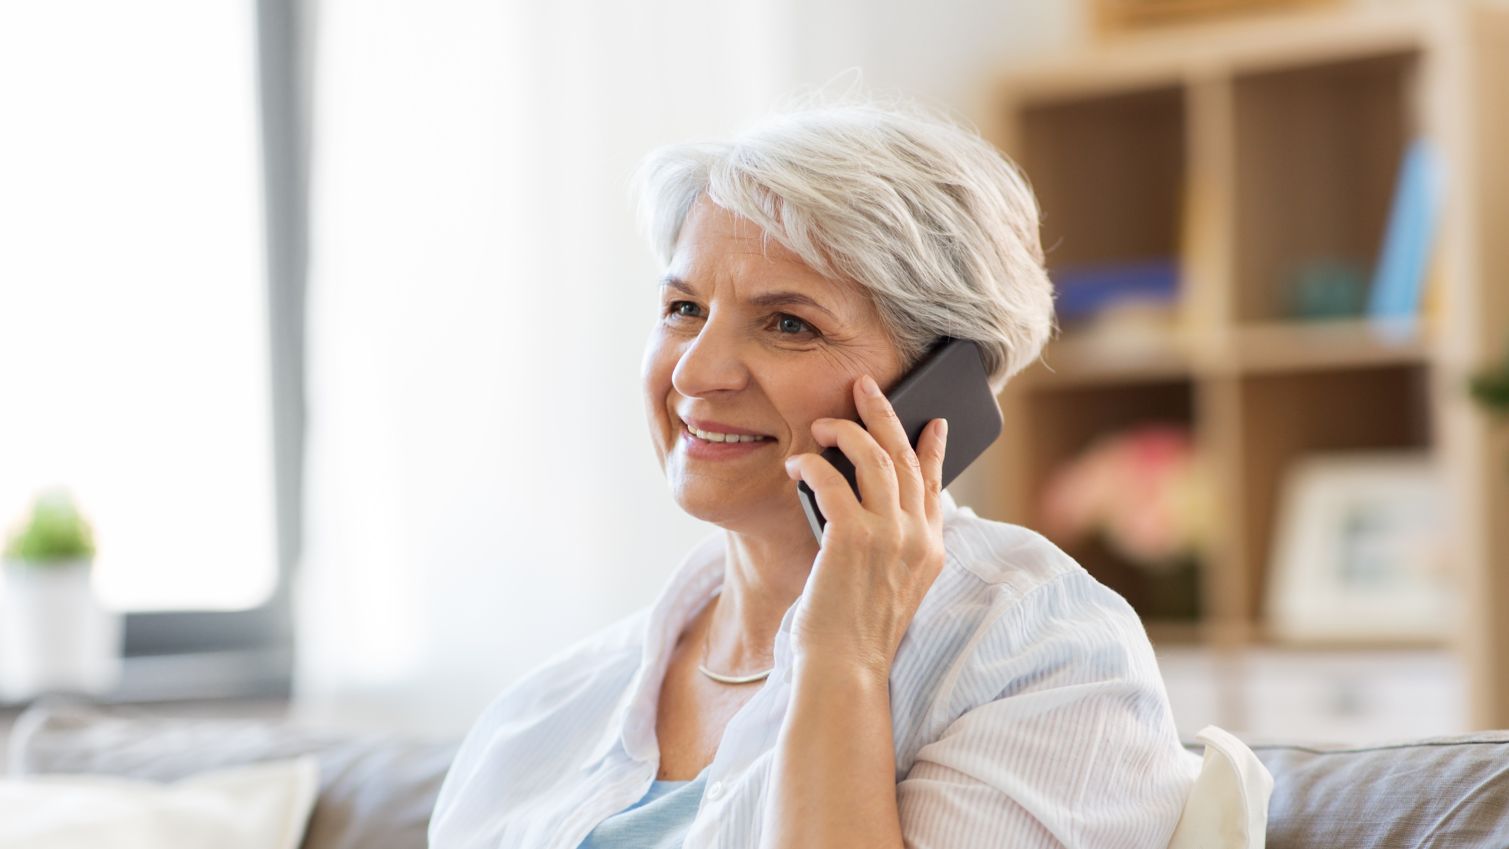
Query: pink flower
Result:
<box><xmin>1039</xmin><ymin>424</ymin><xmax>1210</xmax><ymax>572</ymax></box>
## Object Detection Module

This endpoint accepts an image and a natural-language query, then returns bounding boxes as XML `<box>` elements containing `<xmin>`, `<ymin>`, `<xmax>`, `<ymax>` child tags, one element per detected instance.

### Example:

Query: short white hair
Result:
<box><xmin>633</xmin><ymin>101</ymin><xmax>1056</xmax><ymax>394</ymax></box>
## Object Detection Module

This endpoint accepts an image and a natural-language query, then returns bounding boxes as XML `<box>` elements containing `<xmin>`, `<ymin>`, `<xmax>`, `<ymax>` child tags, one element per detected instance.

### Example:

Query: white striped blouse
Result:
<box><xmin>429</xmin><ymin>491</ymin><xmax>1202</xmax><ymax>848</ymax></box>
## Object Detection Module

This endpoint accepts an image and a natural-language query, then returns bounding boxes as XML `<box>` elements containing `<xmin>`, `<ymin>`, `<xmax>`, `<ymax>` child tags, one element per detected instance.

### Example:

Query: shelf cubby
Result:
<box><xmin>1018</xmin><ymin>86</ymin><xmax>1186</xmax><ymax>272</ymax></box>
<box><xmin>1231</xmin><ymin>50</ymin><xmax>1420</xmax><ymax>324</ymax></box>
<box><xmin>1235</xmin><ymin>364</ymin><xmax>1433</xmax><ymax>623</ymax></box>
<box><xmin>1011</xmin><ymin>379</ymin><xmax>1201</xmax><ymax>625</ymax></box>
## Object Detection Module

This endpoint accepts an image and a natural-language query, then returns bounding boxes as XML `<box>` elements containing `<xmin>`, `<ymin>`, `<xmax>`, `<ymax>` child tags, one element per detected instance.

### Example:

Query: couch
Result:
<box><xmin>8</xmin><ymin>700</ymin><xmax>1509</xmax><ymax>848</ymax></box>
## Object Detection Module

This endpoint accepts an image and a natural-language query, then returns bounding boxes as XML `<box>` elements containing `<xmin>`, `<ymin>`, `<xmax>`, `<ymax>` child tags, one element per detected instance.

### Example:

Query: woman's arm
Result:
<box><xmin>769</xmin><ymin>374</ymin><xmax>948</xmax><ymax>848</ymax></box>
<box><xmin>759</xmin><ymin>656</ymin><xmax>904</xmax><ymax>849</ymax></box>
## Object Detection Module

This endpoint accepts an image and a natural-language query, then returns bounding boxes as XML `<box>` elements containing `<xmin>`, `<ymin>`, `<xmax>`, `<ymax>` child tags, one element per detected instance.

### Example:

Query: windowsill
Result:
<box><xmin>0</xmin><ymin>648</ymin><xmax>292</xmax><ymax>713</ymax></box>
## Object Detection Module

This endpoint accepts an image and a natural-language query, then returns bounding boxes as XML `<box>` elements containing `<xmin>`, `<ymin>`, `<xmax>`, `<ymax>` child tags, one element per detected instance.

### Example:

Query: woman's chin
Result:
<box><xmin>669</xmin><ymin>479</ymin><xmax>786</xmax><ymax>531</ymax></box>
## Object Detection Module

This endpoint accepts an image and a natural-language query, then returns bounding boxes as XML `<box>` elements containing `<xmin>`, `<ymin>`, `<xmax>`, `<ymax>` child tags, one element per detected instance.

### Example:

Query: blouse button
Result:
<box><xmin>706</xmin><ymin>780</ymin><xmax>725</xmax><ymax>801</ymax></box>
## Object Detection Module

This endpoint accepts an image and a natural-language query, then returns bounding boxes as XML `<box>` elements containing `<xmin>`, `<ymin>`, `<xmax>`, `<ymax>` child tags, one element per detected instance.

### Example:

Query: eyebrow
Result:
<box><xmin>659</xmin><ymin>275</ymin><xmax>843</xmax><ymax>324</ymax></box>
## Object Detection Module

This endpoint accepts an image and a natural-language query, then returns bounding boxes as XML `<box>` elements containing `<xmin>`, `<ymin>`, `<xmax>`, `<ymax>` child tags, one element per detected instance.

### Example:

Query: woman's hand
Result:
<box><xmin>783</xmin><ymin>373</ymin><xmax>948</xmax><ymax>682</ymax></box>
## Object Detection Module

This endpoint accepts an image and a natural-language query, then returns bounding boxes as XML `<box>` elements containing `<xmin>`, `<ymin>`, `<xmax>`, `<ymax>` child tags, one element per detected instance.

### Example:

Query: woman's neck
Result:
<box><xmin>704</xmin><ymin>526</ymin><xmax>819</xmax><ymax>673</ymax></box>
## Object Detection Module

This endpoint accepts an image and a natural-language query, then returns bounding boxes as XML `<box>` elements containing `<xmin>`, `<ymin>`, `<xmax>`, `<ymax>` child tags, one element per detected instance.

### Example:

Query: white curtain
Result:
<box><xmin>294</xmin><ymin>0</ymin><xmax>1076</xmax><ymax>738</ymax></box>
<box><xmin>294</xmin><ymin>0</ymin><xmax>815</xmax><ymax>737</ymax></box>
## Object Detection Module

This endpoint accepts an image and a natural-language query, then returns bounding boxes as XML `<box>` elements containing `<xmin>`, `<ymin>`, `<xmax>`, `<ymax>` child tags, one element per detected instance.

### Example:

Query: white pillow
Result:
<box><xmin>1167</xmin><ymin>725</ymin><xmax>1273</xmax><ymax>849</ymax></box>
<box><xmin>0</xmin><ymin>755</ymin><xmax>318</xmax><ymax>849</ymax></box>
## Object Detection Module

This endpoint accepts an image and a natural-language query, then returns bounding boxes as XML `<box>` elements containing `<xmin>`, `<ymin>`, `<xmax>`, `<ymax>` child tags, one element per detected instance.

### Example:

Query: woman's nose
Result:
<box><xmin>671</xmin><ymin>323</ymin><xmax>749</xmax><ymax>397</ymax></box>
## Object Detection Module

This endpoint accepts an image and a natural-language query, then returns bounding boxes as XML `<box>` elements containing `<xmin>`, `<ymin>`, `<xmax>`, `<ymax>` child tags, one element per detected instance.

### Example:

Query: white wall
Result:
<box><xmin>778</xmin><ymin>0</ymin><xmax>1080</xmax><ymax>114</ymax></box>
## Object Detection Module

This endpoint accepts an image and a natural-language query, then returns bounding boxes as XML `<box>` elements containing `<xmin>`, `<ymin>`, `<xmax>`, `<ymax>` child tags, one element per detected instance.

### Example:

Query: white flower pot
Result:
<box><xmin>0</xmin><ymin>559</ymin><xmax>122</xmax><ymax>701</ymax></box>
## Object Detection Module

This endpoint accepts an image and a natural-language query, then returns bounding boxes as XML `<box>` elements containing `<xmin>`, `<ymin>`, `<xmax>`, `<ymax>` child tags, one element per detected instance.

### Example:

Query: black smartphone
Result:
<box><xmin>796</xmin><ymin>337</ymin><xmax>1002</xmax><ymax>542</ymax></box>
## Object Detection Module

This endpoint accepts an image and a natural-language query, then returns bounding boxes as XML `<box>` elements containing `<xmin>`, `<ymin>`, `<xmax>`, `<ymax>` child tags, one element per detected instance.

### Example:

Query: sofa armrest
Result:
<box><xmin>1187</xmin><ymin>731</ymin><xmax>1509</xmax><ymax>848</ymax></box>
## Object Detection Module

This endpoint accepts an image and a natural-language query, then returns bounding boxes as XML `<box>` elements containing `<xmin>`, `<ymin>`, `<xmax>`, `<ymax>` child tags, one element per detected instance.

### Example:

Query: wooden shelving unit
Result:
<box><xmin>954</xmin><ymin>1</ymin><xmax>1509</xmax><ymax>732</ymax></box>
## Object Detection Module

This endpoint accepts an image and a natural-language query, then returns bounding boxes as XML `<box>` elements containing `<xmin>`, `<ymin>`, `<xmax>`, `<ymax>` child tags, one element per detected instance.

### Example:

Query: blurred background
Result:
<box><xmin>1</xmin><ymin>0</ymin><xmax>1507</xmax><ymax>745</ymax></box>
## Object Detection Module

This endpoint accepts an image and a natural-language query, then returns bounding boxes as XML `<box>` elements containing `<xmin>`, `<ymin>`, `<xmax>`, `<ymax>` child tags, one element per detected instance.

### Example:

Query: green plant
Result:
<box><xmin>1470</xmin><ymin>343</ymin><xmax>1509</xmax><ymax>416</ymax></box>
<box><xmin>3</xmin><ymin>488</ymin><xmax>97</xmax><ymax>565</ymax></box>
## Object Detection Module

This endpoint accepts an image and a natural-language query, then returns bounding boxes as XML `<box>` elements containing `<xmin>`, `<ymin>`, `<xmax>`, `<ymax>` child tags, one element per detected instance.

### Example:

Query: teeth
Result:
<box><xmin>687</xmin><ymin>424</ymin><xmax>768</xmax><ymax>444</ymax></box>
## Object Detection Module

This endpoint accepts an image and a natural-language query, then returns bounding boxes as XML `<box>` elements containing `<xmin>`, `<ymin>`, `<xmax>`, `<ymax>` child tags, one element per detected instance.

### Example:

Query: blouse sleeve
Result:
<box><xmin>896</xmin><ymin>570</ymin><xmax>1199</xmax><ymax>849</ymax></box>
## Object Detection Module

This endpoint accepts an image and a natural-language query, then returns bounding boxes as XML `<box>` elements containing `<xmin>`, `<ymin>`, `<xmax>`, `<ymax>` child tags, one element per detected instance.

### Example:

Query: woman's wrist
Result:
<box><xmin>792</xmin><ymin>651</ymin><xmax>892</xmax><ymax>692</ymax></box>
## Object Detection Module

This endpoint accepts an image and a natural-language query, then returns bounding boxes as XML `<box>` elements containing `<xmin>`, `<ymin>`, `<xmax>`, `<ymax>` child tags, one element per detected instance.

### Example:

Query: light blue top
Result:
<box><xmin>576</xmin><ymin>768</ymin><xmax>709</xmax><ymax>849</ymax></box>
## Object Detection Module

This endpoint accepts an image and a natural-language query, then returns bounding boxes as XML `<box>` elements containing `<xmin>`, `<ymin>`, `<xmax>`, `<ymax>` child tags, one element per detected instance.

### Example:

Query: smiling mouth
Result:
<box><xmin>682</xmin><ymin>423</ymin><xmax>773</xmax><ymax>444</ymax></box>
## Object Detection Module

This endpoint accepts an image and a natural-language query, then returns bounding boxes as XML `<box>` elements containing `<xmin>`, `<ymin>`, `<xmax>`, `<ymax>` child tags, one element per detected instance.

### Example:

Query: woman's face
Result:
<box><xmin>642</xmin><ymin>196</ymin><xmax>904</xmax><ymax>533</ymax></box>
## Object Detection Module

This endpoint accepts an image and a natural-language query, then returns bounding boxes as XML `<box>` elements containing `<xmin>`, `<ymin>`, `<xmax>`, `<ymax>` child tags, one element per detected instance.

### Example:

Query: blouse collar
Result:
<box><xmin>587</xmin><ymin>490</ymin><xmax>962</xmax><ymax>766</ymax></box>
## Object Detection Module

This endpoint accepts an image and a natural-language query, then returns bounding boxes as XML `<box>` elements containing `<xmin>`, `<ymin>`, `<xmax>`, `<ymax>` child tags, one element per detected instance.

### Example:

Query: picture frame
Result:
<box><xmin>1265</xmin><ymin>451</ymin><xmax>1454</xmax><ymax>644</ymax></box>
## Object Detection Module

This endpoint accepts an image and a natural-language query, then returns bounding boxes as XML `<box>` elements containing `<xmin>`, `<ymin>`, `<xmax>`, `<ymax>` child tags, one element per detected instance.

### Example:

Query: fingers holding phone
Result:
<box><xmin>792</xmin><ymin>338</ymin><xmax>1001</xmax><ymax>542</ymax></box>
<box><xmin>794</xmin><ymin>383</ymin><xmax>946</xmax><ymax>526</ymax></box>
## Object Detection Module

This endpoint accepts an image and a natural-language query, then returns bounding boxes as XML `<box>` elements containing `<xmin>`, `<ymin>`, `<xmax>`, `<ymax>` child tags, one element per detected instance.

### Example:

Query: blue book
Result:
<box><xmin>1368</xmin><ymin>138</ymin><xmax>1443</xmax><ymax>324</ymax></box>
<box><xmin>1051</xmin><ymin>260</ymin><xmax>1179</xmax><ymax>321</ymax></box>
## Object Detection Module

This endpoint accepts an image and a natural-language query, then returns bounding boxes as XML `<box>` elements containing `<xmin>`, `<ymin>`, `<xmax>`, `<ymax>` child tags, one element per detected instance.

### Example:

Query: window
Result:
<box><xmin>0</xmin><ymin>1</ymin><xmax>300</xmax><ymax>697</ymax></box>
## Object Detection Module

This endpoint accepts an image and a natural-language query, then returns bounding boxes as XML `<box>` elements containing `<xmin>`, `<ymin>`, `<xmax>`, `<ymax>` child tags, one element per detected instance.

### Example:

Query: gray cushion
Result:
<box><xmin>1187</xmin><ymin>732</ymin><xmax>1509</xmax><ymax>848</ymax></box>
<box><xmin>7</xmin><ymin>700</ymin><xmax>457</xmax><ymax>849</ymax></box>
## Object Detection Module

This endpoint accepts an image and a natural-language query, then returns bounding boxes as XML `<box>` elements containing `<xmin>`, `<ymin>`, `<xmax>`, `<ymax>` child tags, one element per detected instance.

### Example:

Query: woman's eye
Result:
<box><xmin>667</xmin><ymin>301</ymin><xmax>702</xmax><ymax>319</ymax></box>
<box><xmin>774</xmin><ymin>313</ymin><xmax>816</xmax><ymax>337</ymax></box>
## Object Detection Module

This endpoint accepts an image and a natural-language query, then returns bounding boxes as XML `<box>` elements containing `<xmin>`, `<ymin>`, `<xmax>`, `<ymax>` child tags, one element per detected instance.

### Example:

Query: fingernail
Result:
<box><xmin>939</xmin><ymin>418</ymin><xmax>948</xmax><ymax>439</ymax></box>
<box><xmin>861</xmin><ymin>375</ymin><xmax>881</xmax><ymax>396</ymax></box>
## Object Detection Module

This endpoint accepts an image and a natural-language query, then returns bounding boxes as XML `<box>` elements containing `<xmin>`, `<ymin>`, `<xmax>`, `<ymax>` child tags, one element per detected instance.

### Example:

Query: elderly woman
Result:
<box><xmin>430</xmin><ymin>103</ymin><xmax>1201</xmax><ymax>848</ymax></box>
